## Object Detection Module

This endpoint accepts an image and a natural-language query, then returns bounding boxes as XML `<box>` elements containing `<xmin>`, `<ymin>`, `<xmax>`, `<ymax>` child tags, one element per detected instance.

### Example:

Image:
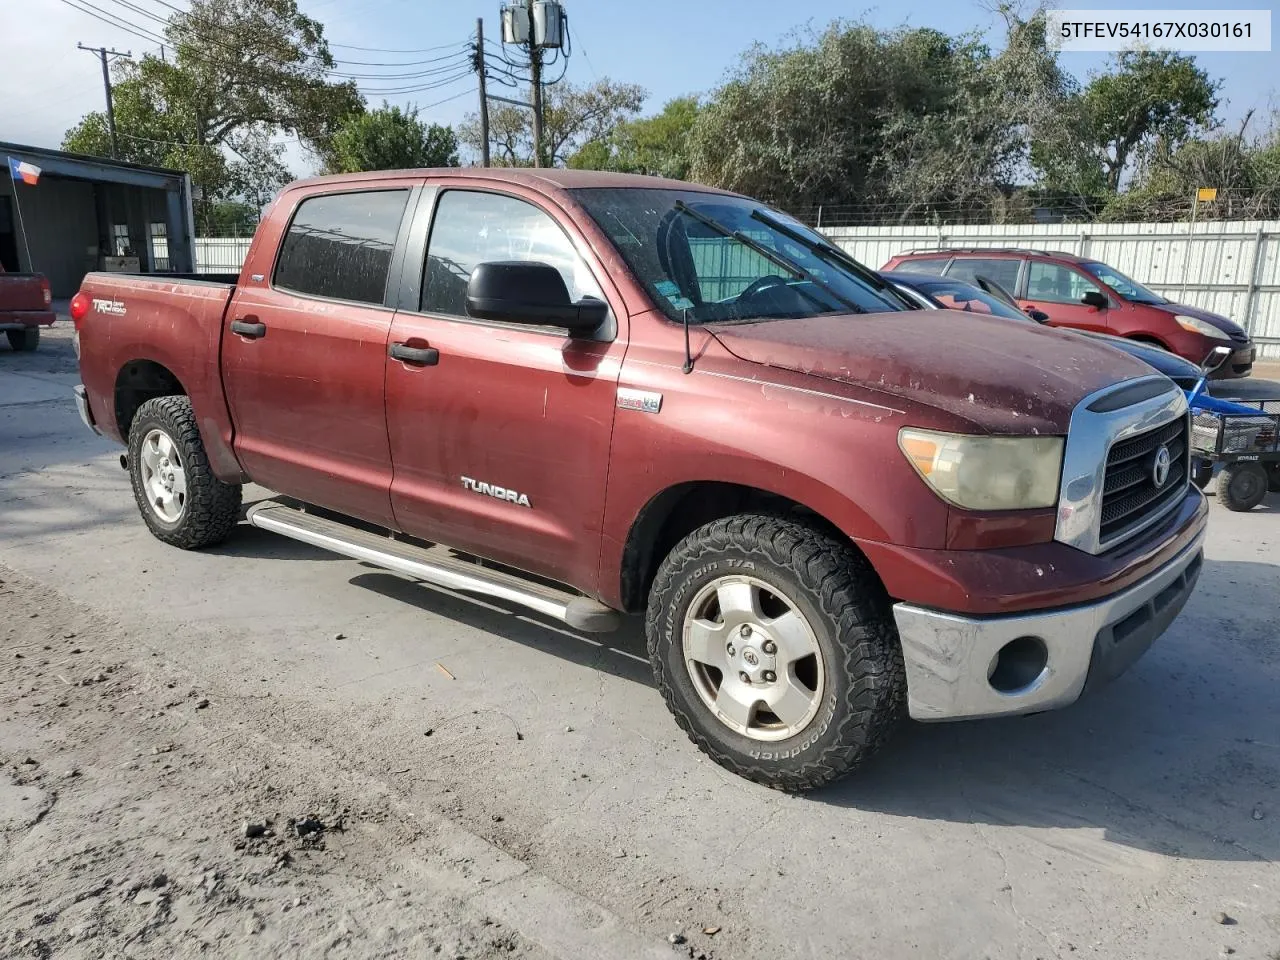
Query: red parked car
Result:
<box><xmin>883</xmin><ymin>248</ymin><xmax>1255</xmax><ymax>378</ymax></box>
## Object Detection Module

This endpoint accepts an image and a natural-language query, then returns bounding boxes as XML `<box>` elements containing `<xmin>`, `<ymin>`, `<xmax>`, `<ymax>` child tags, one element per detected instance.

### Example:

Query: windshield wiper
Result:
<box><xmin>749</xmin><ymin>209</ymin><xmax>905</xmax><ymax>307</ymax></box>
<box><xmin>673</xmin><ymin>201</ymin><xmax>865</xmax><ymax>315</ymax></box>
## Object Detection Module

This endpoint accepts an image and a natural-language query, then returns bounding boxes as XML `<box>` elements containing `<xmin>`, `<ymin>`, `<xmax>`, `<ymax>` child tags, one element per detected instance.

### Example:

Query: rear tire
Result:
<box><xmin>1218</xmin><ymin>462</ymin><xmax>1268</xmax><ymax>512</ymax></box>
<box><xmin>646</xmin><ymin>514</ymin><xmax>905</xmax><ymax>792</ymax></box>
<box><xmin>127</xmin><ymin>396</ymin><xmax>242</xmax><ymax>548</ymax></box>
<box><xmin>6</xmin><ymin>327</ymin><xmax>39</xmax><ymax>352</ymax></box>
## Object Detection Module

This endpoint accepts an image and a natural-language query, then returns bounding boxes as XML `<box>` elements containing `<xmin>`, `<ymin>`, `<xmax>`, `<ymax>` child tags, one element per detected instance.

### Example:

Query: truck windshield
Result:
<box><xmin>571</xmin><ymin>188</ymin><xmax>906</xmax><ymax>324</ymax></box>
<box><xmin>1081</xmin><ymin>261</ymin><xmax>1168</xmax><ymax>305</ymax></box>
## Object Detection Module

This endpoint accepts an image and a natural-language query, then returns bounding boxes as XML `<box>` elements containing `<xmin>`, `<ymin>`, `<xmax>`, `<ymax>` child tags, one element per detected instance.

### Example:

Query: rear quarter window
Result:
<box><xmin>273</xmin><ymin>190</ymin><xmax>410</xmax><ymax>305</ymax></box>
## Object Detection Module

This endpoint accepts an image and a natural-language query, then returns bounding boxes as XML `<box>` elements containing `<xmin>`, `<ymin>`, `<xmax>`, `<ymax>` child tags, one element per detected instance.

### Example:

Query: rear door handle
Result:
<box><xmin>389</xmin><ymin>342</ymin><xmax>439</xmax><ymax>366</ymax></box>
<box><xmin>230</xmin><ymin>319</ymin><xmax>267</xmax><ymax>338</ymax></box>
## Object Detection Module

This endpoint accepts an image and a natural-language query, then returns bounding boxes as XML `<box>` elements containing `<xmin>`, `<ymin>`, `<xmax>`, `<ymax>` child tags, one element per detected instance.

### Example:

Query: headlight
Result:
<box><xmin>1174</xmin><ymin>315</ymin><xmax>1232</xmax><ymax>340</ymax></box>
<box><xmin>898</xmin><ymin>428</ymin><xmax>1064</xmax><ymax>510</ymax></box>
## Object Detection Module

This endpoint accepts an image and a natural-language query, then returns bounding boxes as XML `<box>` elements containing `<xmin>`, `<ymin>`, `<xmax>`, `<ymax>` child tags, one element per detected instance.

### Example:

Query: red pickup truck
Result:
<box><xmin>0</xmin><ymin>265</ymin><xmax>54</xmax><ymax>351</ymax></box>
<box><xmin>72</xmin><ymin>169</ymin><xmax>1207</xmax><ymax>791</ymax></box>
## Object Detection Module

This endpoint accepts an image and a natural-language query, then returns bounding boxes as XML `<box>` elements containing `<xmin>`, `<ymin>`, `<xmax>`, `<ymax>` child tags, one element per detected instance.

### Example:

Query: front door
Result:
<box><xmin>384</xmin><ymin>185</ymin><xmax>624</xmax><ymax>590</ymax></box>
<box><xmin>222</xmin><ymin>186</ymin><xmax>416</xmax><ymax>527</ymax></box>
<box><xmin>1020</xmin><ymin>260</ymin><xmax>1111</xmax><ymax>333</ymax></box>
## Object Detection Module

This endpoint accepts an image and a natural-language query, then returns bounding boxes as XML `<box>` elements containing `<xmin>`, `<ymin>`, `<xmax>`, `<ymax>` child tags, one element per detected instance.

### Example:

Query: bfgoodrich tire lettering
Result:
<box><xmin>127</xmin><ymin>396</ymin><xmax>242</xmax><ymax>549</ymax></box>
<box><xmin>646</xmin><ymin>514</ymin><xmax>905</xmax><ymax>792</ymax></box>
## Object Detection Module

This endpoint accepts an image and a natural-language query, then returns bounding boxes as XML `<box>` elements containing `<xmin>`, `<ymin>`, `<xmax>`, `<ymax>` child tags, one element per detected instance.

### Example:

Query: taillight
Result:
<box><xmin>41</xmin><ymin>277</ymin><xmax>51</xmax><ymax>306</ymax></box>
<box><xmin>69</xmin><ymin>291</ymin><xmax>90</xmax><ymax>329</ymax></box>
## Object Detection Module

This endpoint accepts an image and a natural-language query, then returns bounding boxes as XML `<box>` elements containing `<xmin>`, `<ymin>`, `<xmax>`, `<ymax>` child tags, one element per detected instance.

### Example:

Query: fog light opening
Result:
<box><xmin>988</xmin><ymin>636</ymin><xmax>1049</xmax><ymax>694</ymax></box>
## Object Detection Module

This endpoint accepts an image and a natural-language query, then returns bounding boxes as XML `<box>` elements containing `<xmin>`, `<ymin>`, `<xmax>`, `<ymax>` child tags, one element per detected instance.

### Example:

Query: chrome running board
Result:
<box><xmin>245</xmin><ymin>500</ymin><xmax>621</xmax><ymax>633</ymax></box>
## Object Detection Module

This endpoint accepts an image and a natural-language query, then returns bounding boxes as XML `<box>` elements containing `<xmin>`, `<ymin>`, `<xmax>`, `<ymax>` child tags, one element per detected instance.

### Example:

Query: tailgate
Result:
<box><xmin>0</xmin><ymin>274</ymin><xmax>49</xmax><ymax>312</ymax></box>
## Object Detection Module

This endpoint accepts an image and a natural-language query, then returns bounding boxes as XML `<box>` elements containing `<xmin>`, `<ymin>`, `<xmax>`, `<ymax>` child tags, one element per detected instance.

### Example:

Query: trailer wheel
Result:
<box><xmin>127</xmin><ymin>396</ymin><xmax>242</xmax><ymax>548</ymax></box>
<box><xmin>1218</xmin><ymin>462</ymin><xmax>1268</xmax><ymax>512</ymax></box>
<box><xmin>646</xmin><ymin>514</ymin><xmax>905</xmax><ymax>792</ymax></box>
<box><xmin>5</xmin><ymin>327</ymin><xmax>39</xmax><ymax>352</ymax></box>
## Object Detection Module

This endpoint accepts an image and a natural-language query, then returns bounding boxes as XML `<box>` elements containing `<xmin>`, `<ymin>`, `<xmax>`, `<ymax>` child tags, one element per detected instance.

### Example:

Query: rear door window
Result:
<box><xmin>1026</xmin><ymin>261</ymin><xmax>1104</xmax><ymax>304</ymax></box>
<box><xmin>893</xmin><ymin>256</ymin><xmax>949</xmax><ymax>276</ymax></box>
<box><xmin>273</xmin><ymin>190</ymin><xmax>410</xmax><ymax>305</ymax></box>
<box><xmin>945</xmin><ymin>256</ymin><xmax>1021</xmax><ymax>293</ymax></box>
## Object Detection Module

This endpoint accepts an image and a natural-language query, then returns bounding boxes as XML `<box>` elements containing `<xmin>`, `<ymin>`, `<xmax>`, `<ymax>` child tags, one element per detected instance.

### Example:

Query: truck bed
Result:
<box><xmin>75</xmin><ymin>271</ymin><xmax>244</xmax><ymax>480</ymax></box>
<box><xmin>0</xmin><ymin>269</ymin><xmax>54</xmax><ymax>325</ymax></box>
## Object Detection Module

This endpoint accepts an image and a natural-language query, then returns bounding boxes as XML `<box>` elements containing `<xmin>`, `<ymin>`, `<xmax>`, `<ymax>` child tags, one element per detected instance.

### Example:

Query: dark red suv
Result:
<box><xmin>883</xmin><ymin>248</ymin><xmax>1255</xmax><ymax>378</ymax></box>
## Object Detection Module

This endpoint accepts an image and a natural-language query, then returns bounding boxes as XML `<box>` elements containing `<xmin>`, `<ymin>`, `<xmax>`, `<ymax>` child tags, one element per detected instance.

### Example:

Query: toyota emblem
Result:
<box><xmin>1151</xmin><ymin>444</ymin><xmax>1172</xmax><ymax>488</ymax></box>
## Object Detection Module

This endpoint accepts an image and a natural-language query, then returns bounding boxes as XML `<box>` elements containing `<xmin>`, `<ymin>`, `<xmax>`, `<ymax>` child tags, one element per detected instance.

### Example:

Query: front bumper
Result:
<box><xmin>74</xmin><ymin>384</ymin><xmax>100</xmax><ymax>435</ymax></box>
<box><xmin>892</xmin><ymin>527</ymin><xmax>1205</xmax><ymax>721</ymax></box>
<box><xmin>1212</xmin><ymin>341</ymin><xmax>1254</xmax><ymax>379</ymax></box>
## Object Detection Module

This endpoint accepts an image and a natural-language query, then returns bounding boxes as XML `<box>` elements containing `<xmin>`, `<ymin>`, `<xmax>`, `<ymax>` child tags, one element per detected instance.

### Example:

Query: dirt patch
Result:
<box><xmin>0</xmin><ymin>566</ymin><xmax>552</xmax><ymax>960</ymax></box>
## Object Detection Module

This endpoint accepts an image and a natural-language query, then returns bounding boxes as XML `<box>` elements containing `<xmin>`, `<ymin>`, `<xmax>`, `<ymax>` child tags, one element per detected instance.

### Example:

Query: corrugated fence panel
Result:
<box><xmin>194</xmin><ymin>237</ymin><xmax>253</xmax><ymax>274</ymax></box>
<box><xmin>825</xmin><ymin>220</ymin><xmax>1280</xmax><ymax>359</ymax></box>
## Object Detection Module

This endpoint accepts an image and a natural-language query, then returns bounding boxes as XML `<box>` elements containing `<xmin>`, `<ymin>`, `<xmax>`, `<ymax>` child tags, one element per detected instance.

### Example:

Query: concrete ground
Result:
<box><xmin>2</xmin><ymin>325</ymin><xmax>1278</xmax><ymax>959</ymax></box>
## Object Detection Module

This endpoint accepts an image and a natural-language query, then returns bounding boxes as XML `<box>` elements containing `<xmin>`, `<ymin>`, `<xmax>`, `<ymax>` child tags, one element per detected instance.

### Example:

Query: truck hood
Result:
<box><xmin>1156</xmin><ymin>302</ymin><xmax>1248</xmax><ymax>341</ymax></box>
<box><xmin>712</xmin><ymin>310</ymin><xmax>1157</xmax><ymax>435</ymax></box>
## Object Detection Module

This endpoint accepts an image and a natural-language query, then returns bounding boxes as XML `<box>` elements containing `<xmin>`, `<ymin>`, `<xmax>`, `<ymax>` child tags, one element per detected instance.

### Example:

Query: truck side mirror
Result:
<box><xmin>466</xmin><ymin>261</ymin><xmax>608</xmax><ymax>336</ymax></box>
<box><xmin>1201</xmin><ymin>345</ymin><xmax>1232</xmax><ymax>374</ymax></box>
<box><xmin>1081</xmin><ymin>290</ymin><xmax>1108</xmax><ymax>309</ymax></box>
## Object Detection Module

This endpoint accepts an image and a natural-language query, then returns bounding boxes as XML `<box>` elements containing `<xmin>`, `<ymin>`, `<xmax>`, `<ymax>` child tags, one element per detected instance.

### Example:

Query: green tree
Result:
<box><xmin>1034</xmin><ymin>50</ymin><xmax>1220</xmax><ymax>194</ymax></box>
<box><xmin>325</xmin><ymin>103</ymin><xmax>459</xmax><ymax>173</ymax></box>
<box><xmin>686</xmin><ymin>22</ymin><xmax>1041</xmax><ymax>215</ymax></box>
<box><xmin>459</xmin><ymin>78</ymin><xmax>646</xmax><ymax>167</ymax></box>
<box><xmin>568</xmin><ymin>96</ymin><xmax>699</xmax><ymax>179</ymax></box>
<box><xmin>62</xmin><ymin>0</ymin><xmax>362</xmax><ymax>228</ymax></box>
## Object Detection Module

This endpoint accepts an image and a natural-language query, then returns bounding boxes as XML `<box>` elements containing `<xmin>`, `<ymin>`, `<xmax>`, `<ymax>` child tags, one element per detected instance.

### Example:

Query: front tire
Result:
<box><xmin>646</xmin><ymin>514</ymin><xmax>904</xmax><ymax>792</ymax></box>
<box><xmin>127</xmin><ymin>396</ymin><xmax>242</xmax><ymax>548</ymax></box>
<box><xmin>1218</xmin><ymin>462</ymin><xmax>1268</xmax><ymax>512</ymax></box>
<box><xmin>6</xmin><ymin>327</ymin><xmax>39</xmax><ymax>351</ymax></box>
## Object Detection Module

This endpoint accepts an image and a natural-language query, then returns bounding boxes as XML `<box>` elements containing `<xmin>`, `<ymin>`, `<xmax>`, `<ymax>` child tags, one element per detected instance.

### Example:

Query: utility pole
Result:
<box><xmin>475</xmin><ymin>18</ymin><xmax>490</xmax><ymax>167</ymax></box>
<box><xmin>78</xmin><ymin>43</ymin><xmax>131</xmax><ymax>159</ymax></box>
<box><xmin>525</xmin><ymin>0</ymin><xmax>545</xmax><ymax>167</ymax></box>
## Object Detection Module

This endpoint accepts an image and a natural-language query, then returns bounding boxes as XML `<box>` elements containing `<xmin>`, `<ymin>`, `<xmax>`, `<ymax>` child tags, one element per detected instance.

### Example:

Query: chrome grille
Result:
<box><xmin>1099</xmin><ymin>416</ymin><xmax>1188</xmax><ymax>545</ymax></box>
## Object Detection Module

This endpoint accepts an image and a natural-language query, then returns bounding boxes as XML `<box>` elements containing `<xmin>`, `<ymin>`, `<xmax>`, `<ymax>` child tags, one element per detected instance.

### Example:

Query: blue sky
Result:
<box><xmin>3</xmin><ymin>0</ymin><xmax>1275</xmax><ymax>173</ymax></box>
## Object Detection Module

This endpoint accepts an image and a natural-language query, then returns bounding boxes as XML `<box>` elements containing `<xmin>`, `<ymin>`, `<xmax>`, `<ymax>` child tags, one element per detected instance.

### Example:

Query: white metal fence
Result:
<box><xmin>195</xmin><ymin>219</ymin><xmax>1280</xmax><ymax>359</ymax></box>
<box><xmin>823</xmin><ymin>220</ymin><xmax>1280</xmax><ymax>359</ymax></box>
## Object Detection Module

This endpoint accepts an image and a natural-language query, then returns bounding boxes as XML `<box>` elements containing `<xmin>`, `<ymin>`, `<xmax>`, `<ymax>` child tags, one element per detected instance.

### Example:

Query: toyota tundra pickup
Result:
<box><xmin>71</xmin><ymin>169</ymin><xmax>1208</xmax><ymax>791</ymax></box>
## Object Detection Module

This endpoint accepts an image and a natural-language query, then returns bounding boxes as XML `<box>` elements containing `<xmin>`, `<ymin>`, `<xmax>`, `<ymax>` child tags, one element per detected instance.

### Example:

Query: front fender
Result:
<box><xmin>596</xmin><ymin>350</ymin><xmax>952</xmax><ymax>609</ymax></box>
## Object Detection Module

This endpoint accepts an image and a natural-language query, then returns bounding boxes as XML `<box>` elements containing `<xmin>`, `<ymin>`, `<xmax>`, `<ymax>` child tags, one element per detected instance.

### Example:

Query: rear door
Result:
<box><xmin>1019</xmin><ymin>259</ymin><xmax>1111</xmax><ymax>333</ymax></box>
<box><xmin>222</xmin><ymin>183</ymin><xmax>420</xmax><ymax>527</ymax></box>
<box><xmin>383</xmin><ymin>182</ymin><xmax>625</xmax><ymax>589</ymax></box>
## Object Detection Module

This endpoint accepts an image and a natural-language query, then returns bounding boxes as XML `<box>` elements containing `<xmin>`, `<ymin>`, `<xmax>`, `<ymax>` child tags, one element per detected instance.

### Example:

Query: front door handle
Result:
<box><xmin>389</xmin><ymin>342</ymin><xmax>439</xmax><ymax>366</ymax></box>
<box><xmin>230</xmin><ymin>319</ymin><xmax>267</xmax><ymax>339</ymax></box>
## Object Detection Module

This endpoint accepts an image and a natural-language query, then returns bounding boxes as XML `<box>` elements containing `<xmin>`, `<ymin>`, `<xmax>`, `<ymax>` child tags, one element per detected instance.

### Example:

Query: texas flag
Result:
<box><xmin>7</xmin><ymin>156</ymin><xmax>41</xmax><ymax>186</ymax></box>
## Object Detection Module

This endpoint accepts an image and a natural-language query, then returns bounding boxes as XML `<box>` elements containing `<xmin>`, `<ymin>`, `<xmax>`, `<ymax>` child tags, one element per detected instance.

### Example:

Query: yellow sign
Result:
<box><xmin>1197</xmin><ymin>187</ymin><xmax>1218</xmax><ymax>202</ymax></box>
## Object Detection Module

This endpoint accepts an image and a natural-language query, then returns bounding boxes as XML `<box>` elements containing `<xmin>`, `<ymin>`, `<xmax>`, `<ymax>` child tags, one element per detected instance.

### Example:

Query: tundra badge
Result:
<box><xmin>616</xmin><ymin>388</ymin><xmax>662</xmax><ymax>414</ymax></box>
<box><xmin>461</xmin><ymin>477</ymin><xmax>531</xmax><ymax>508</ymax></box>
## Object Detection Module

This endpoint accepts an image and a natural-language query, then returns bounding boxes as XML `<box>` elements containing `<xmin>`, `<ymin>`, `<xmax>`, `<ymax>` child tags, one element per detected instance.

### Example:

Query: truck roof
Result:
<box><xmin>287</xmin><ymin>167</ymin><xmax>734</xmax><ymax>195</ymax></box>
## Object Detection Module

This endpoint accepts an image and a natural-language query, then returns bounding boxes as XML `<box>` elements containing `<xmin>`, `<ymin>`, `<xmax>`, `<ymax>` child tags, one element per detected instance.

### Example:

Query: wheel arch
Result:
<box><xmin>617</xmin><ymin>480</ymin><xmax>866</xmax><ymax>614</ymax></box>
<box><xmin>115</xmin><ymin>359</ymin><xmax>187</xmax><ymax>441</ymax></box>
